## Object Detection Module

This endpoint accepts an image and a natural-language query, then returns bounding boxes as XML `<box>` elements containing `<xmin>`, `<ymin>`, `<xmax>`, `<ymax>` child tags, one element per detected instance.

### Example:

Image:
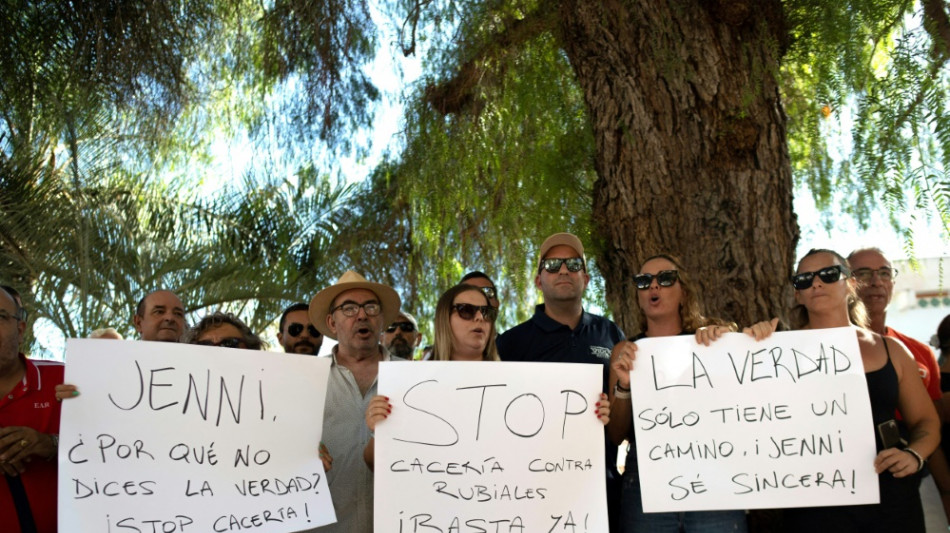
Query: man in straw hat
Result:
<box><xmin>308</xmin><ymin>270</ymin><xmax>402</xmax><ymax>532</ymax></box>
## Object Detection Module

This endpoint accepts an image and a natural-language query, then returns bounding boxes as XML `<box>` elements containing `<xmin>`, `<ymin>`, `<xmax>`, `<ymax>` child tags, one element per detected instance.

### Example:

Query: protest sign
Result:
<box><xmin>374</xmin><ymin>361</ymin><xmax>607</xmax><ymax>532</ymax></box>
<box><xmin>629</xmin><ymin>327</ymin><xmax>878</xmax><ymax>512</ymax></box>
<box><xmin>58</xmin><ymin>339</ymin><xmax>335</xmax><ymax>533</ymax></box>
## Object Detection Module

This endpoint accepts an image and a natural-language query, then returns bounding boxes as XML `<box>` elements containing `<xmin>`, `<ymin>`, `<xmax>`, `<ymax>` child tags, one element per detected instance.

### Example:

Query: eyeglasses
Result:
<box><xmin>386</xmin><ymin>321</ymin><xmax>416</xmax><ymax>333</ymax></box>
<box><xmin>634</xmin><ymin>270</ymin><xmax>679</xmax><ymax>290</ymax></box>
<box><xmin>852</xmin><ymin>267</ymin><xmax>897</xmax><ymax>282</ymax></box>
<box><xmin>287</xmin><ymin>323</ymin><xmax>321</xmax><ymax>337</ymax></box>
<box><xmin>540</xmin><ymin>257</ymin><xmax>585</xmax><ymax>273</ymax></box>
<box><xmin>331</xmin><ymin>301</ymin><xmax>382</xmax><ymax>317</ymax></box>
<box><xmin>197</xmin><ymin>337</ymin><xmax>246</xmax><ymax>349</ymax></box>
<box><xmin>0</xmin><ymin>310</ymin><xmax>20</xmax><ymax>323</ymax></box>
<box><xmin>791</xmin><ymin>265</ymin><xmax>849</xmax><ymax>290</ymax></box>
<box><xmin>477</xmin><ymin>286</ymin><xmax>497</xmax><ymax>300</ymax></box>
<box><xmin>452</xmin><ymin>303</ymin><xmax>498</xmax><ymax>322</ymax></box>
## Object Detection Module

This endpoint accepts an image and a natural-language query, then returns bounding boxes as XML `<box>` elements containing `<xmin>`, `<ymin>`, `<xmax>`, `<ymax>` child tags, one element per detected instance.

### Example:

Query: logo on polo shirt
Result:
<box><xmin>590</xmin><ymin>346</ymin><xmax>611</xmax><ymax>361</ymax></box>
<box><xmin>34</xmin><ymin>401</ymin><xmax>51</xmax><ymax>409</ymax></box>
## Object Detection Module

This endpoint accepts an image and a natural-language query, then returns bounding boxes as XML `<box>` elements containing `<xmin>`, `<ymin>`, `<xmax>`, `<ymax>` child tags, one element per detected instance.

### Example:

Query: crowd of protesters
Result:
<box><xmin>2</xmin><ymin>234</ymin><xmax>949</xmax><ymax>533</ymax></box>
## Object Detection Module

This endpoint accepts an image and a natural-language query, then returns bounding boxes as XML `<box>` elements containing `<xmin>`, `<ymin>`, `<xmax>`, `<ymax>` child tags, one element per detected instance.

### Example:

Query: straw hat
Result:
<box><xmin>309</xmin><ymin>271</ymin><xmax>401</xmax><ymax>340</ymax></box>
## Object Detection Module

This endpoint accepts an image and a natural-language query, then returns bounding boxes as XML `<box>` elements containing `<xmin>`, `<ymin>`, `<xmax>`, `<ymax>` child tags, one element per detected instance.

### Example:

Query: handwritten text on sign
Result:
<box><xmin>58</xmin><ymin>339</ymin><xmax>336</xmax><ymax>532</ymax></box>
<box><xmin>630</xmin><ymin>327</ymin><xmax>877</xmax><ymax>512</ymax></box>
<box><xmin>375</xmin><ymin>361</ymin><xmax>607</xmax><ymax>533</ymax></box>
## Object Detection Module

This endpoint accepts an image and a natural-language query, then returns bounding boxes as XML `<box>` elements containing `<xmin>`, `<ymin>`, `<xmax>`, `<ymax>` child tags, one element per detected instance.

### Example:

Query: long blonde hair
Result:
<box><xmin>636</xmin><ymin>254</ymin><xmax>732</xmax><ymax>334</ymax></box>
<box><xmin>432</xmin><ymin>284</ymin><xmax>500</xmax><ymax>361</ymax></box>
<box><xmin>789</xmin><ymin>248</ymin><xmax>869</xmax><ymax>330</ymax></box>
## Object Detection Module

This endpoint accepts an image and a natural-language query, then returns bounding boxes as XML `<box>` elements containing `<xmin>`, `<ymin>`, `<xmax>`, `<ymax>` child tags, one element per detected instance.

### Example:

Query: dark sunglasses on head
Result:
<box><xmin>197</xmin><ymin>337</ymin><xmax>245</xmax><ymax>349</ymax></box>
<box><xmin>791</xmin><ymin>265</ymin><xmax>849</xmax><ymax>290</ymax></box>
<box><xmin>288</xmin><ymin>323</ymin><xmax>321</xmax><ymax>337</ymax></box>
<box><xmin>386</xmin><ymin>321</ymin><xmax>416</xmax><ymax>333</ymax></box>
<box><xmin>452</xmin><ymin>303</ymin><xmax>498</xmax><ymax>322</ymax></box>
<box><xmin>477</xmin><ymin>286</ymin><xmax>497</xmax><ymax>300</ymax></box>
<box><xmin>540</xmin><ymin>257</ymin><xmax>585</xmax><ymax>273</ymax></box>
<box><xmin>634</xmin><ymin>270</ymin><xmax>679</xmax><ymax>290</ymax></box>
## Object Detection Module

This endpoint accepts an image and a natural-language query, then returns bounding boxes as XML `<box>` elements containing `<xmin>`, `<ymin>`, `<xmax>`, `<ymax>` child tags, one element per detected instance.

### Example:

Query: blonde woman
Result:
<box><xmin>363</xmin><ymin>283</ymin><xmax>609</xmax><ymax>469</ymax></box>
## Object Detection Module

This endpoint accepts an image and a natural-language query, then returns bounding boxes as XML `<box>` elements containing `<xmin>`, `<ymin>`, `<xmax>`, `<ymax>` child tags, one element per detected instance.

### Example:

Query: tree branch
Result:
<box><xmin>424</xmin><ymin>6</ymin><xmax>558</xmax><ymax>115</ymax></box>
<box><xmin>924</xmin><ymin>0</ymin><xmax>950</xmax><ymax>59</ymax></box>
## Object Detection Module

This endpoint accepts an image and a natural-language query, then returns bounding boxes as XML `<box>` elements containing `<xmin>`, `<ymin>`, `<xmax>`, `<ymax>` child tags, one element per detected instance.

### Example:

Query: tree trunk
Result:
<box><xmin>559</xmin><ymin>0</ymin><xmax>798</xmax><ymax>334</ymax></box>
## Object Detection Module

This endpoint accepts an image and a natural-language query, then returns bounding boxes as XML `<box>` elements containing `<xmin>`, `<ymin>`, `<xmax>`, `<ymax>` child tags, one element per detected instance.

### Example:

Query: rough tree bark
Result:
<box><xmin>558</xmin><ymin>0</ymin><xmax>798</xmax><ymax>334</ymax></box>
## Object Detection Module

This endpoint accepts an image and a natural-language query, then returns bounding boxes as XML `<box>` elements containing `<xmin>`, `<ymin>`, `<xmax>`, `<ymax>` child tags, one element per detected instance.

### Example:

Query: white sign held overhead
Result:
<box><xmin>58</xmin><ymin>339</ymin><xmax>336</xmax><ymax>533</ymax></box>
<box><xmin>630</xmin><ymin>327</ymin><xmax>878</xmax><ymax>512</ymax></box>
<box><xmin>375</xmin><ymin>361</ymin><xmax>608</xmax><ymax>532</ymax></box>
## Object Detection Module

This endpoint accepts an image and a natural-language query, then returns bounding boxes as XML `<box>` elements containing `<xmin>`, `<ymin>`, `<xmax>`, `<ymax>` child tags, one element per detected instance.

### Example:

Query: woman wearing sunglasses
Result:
<box><xmin>430</xmin><ymin>283</ymin><xmax>502</xmax><ymax>362</ymax></box>
<box><xmin>607</xmin><ymin>253</ymin><xmax>749</xmax><ymax>533</ymax></box>
<box><xmin>763</xmin><ymin>249</ymin><xmax>939</xmax><ymax>532</ymax></box>
<box><xmin>363</xmin><ymin>283</ymin><xmax>611</xmax><ymax>469</ymax></box>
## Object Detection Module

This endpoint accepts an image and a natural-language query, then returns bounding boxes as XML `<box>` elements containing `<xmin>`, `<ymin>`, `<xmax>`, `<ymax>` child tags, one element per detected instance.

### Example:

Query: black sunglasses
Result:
<box><xmin>386</xmin><ymin>321</ymin><xmax>416</xmax><ymax>333</ymax></box>
<box><xmin>791</xmin><ymin>265</ymin><xmax>849</xmax><ymax>290</ymax></box>
<box><xmin>540</xmin><ymin>257</ymin><xmax>585</xmax><ymax>273</ymax></box>
<box><xmin>288</xmin><ymin>323</ymin><xmax>321</xmax><ymax>337</ymax></box>
<box><xmin>452</xmin><ymin>303</ymin><xmax>498</xmax><ymax>322</ymax></box>
<box><xmin>197</xmin><ymin>337</ymin><xmax>245</xmax><ymax>349</ymax></box>
<box><xmin>634</xmin><ymin>270</ymin><xmax>679</xmax><ymax>290</ymax></box>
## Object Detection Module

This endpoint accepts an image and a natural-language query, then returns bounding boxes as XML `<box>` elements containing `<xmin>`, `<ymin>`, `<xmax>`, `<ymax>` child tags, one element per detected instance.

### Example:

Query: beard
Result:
<box><xmin>387</xmin><ymin>337</ymin><xmax>414</xmax><ymax>358</ymax></box>
<box><xmin>290</xmin><ymin>341</ymin><xmax>318</xmax><ymax>355</ymax></box>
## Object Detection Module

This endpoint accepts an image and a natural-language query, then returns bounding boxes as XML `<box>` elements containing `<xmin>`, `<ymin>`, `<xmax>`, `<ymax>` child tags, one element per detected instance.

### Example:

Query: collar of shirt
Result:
<box><xmin>329</xmin><ymin>344</ymin><xmax>398</xmax><ymax>366</ymax></box>
<box><xmin>530</xmin><ymin>303</ymin><xmax>592</xmax><ymax>333</ymax></box>
<box><xmin>1</xmin><ymin>353</ymin><xmax>39</xmax><ymax>405</ymax></box>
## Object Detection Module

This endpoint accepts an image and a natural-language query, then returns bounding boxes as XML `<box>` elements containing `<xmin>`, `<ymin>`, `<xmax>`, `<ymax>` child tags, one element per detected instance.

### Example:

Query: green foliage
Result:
<box><xmin>6</xmin><ymin>0</ymin><xmax>950</xmax><ymax>353</ymax></box>
<box><xmin>335</xmin><ymin>23</ymin><xmax>604</xmax><ymax>329</ymax></box>
<box><xmin>0</xmin><ymin>1</ymin><xmax>383</xmax><ymax>354</ymax></box>
<box><xmin>0</xmin><ymin>135</ymin><xmax>351</xmax><ymax>354</ymax></box>
<box><xmin>782</xmin><ymin>0</ymin><xmax>950</xmax><ymax>243</ymax></box>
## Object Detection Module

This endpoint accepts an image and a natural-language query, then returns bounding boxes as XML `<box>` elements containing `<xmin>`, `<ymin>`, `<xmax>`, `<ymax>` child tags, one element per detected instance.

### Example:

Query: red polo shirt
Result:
<box><xmin>886</xmin><ymin>327</ymin><xmax>941</xmax><ymax>401</ymax></box>
<box><xmin>0</xmin><ymin>354</ymin><xmax>64</xmax><ymax>533</ymax></box>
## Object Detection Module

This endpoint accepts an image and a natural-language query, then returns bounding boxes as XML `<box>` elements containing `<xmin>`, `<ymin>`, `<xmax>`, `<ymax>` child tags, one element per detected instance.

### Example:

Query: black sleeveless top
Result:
<box><xmin>783</xmin><ymin>335</ymin><xmax>925</xmax><ymax>533</ymax></box>
<box><xmin>866</xmin><ymin>339</ymin><xmax>900</xmax><ymax>451</ymax></box>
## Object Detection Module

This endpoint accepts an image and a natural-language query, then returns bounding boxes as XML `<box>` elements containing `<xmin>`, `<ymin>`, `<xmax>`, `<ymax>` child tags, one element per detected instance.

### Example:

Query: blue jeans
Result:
<box><xmin>622</xmin><ymin>469</ymin><xmax>747</xmax><ymax>533</ymax></box>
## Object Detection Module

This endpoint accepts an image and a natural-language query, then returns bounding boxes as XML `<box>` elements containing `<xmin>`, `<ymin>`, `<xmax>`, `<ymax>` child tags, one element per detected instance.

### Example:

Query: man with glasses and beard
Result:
<box><xmin>496</xmin><ymin>232</ymin><xmax>625</xmax><ymax>533</ymax></box>
<box><xmin>382</xmin><ymin>311</ymin><xmax>421</xmax><ymax>360</ymax></box>
<box><xmin>277</xmin><ymin>303</ymin><xmax>323</xmax><ymax>355</ymax></box>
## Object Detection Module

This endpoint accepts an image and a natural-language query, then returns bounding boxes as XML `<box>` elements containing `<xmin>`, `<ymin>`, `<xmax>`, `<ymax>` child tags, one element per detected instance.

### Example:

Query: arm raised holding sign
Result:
<box><xmin>605</xmin><ymin>254</ymin><xmax>750</xmax><ymax>532</ymax></box>
<box><xmin>780</xmin><ymin>248</ymin><xmax>940</xmax><ymax>532</ymax></box>
<box><xmin>362</xmin><ymin>284</ymin><xmax>612</xmax><ymax>471</ymax></box>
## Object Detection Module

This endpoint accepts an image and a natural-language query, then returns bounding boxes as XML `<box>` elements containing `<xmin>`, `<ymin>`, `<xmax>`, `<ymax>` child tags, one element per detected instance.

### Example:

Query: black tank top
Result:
<box><xmin>865</xmin><ymin>338</ymin><xmax>899</xmax><ymax>451</ymax></box>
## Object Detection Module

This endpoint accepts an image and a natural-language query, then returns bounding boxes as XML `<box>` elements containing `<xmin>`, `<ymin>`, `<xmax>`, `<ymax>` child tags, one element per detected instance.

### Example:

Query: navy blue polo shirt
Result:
<box><xmin>496</xmin><ymin>304</ymin><xmax>625</xmax><ymax>477</ymax></box>
<box><xmin>497</xmin><ymin>304</ymin><xmax>624</xmax><ymax>374</ymax></box>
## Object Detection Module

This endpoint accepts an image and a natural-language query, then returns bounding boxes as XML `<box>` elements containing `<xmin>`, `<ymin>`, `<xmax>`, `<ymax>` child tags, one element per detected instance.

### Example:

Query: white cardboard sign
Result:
<box><xmin>58</xmin><ymin>339</ymin><xmax>336</xmax><ymax>533</ymax></box>
<box><xmin>630</xmin><ymin>327</ymin><xmax>878</xmax><ymax>512</ymax></box>
<box><xmin>374</xmin><ymin>361</ymin><xmax>608</xmax><ymax>532</ymax></box>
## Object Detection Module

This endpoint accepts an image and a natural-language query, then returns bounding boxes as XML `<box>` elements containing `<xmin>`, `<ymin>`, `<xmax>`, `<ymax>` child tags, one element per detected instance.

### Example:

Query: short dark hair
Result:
<box><xmin>0</xmin><ymin>285</ymin><xmax>25</xmax><ymax>321</ymax></box>
<box><xmin>135</xmin><ymin>295</ymin><xmax>147</xmax><ymax>317</ymax></box>
<box><xmin>460</xmin><ymin>271</ymin><xmax>495</xmax><ymax>286</ymax></box>
<box><xmin>136</xmin><ymin>289</ymin><xmax>183</xmax><ymax>318</ymax></box>
<box><xmin>279</xmin><ymin>303</ymin><xmax>310</xmax><ymax>332</ymax></box>
<box><xmin>181</xmin><ymin>311</ymin><xmax>263</xmax><ymax>350</ymax></box>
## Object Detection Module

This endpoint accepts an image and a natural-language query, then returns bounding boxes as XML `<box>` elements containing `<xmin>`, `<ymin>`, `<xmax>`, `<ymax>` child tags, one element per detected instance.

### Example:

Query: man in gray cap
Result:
<box><xmin>496</xmin><ymin>232</ymin><xmax>625</xmax><ymax>532</ymax></box>
<box><xmin>308</xmin><ymin>270</ymin><xmax>402</xmax><ymax>533</ymax></box>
